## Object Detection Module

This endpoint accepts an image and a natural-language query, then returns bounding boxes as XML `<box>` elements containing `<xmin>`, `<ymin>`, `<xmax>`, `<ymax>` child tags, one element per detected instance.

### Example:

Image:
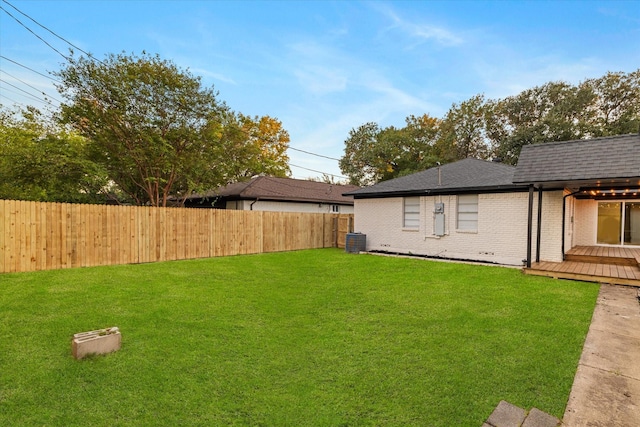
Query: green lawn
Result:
<box><xmin>0</xmin><ymin>249</ymin><xmax>599</xmax><ymax>426</ymax></box>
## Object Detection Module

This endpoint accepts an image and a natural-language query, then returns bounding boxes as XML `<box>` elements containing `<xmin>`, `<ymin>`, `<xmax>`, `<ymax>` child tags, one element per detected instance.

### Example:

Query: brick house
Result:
<box><xmin>344</xmin><ymin>134</ymin><xmax>640</xmax><ymax>267</ymax></box>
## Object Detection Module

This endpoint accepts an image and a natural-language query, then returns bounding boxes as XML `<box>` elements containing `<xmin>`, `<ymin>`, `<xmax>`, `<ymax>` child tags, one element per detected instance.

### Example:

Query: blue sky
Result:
<box><xmin>1</xmin><ymin>0</ymin><xmax>639</xmax><ymax>180</ymax></box>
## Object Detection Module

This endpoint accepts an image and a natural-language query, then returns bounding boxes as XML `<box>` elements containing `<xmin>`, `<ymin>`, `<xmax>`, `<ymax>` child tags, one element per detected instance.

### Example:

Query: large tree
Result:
<box><xmin>486</xmin><ymin>81</ymin><xmax>596</xmax><ymax>165</ymax></box>
<box><xmin>339</xmin><ymin>114</ymin><xmax>440</xmax><ymax>186</ymax></box>
<box><xmin>584</xmin><ymin>70</ymin><xmax>640</xmax><ymax>137</ymax></box>
<box><xmin>220</xmin><ymin>113</ymin><xmax>290</xmax><ymax>181</ymax></box>
<box><xmin>56</xmin><ymin>52</ymin><xmax>240</xmax><ymax>206</ymax></box>
<box><xmin>487</xmin><ymin>71</ymin><xmax>639</xmax><ymax>165</ymax></box>
<box><xmin>0</xmin><ymin>106</ymin><xmax>108</xmax><ymax>203</ymax></box>
<box><xmin>436</xmin><ymin>94</ymin><xmax>490</xmax><ymax>162</ymax></box>
<box><xmin>340</xmin><ymin>69</ymin><xmax>639</xmax><ymax>182</ymax></box>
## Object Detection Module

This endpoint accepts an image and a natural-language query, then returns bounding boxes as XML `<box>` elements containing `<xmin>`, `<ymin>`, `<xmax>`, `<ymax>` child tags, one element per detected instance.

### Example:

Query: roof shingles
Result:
<box><xmin>345</xmin><ymin>158</ymin><xmax>526</xmax><ymax>198</ymax></box>
<box><xmin>513</xmin><ymin>134</ymin><xmax>640</xmax><ymax>184</ymax></box>
<box><xmin>190</xmin><ymin>176</ymin><xmax>361</xmax><ymax>205</ymax></box>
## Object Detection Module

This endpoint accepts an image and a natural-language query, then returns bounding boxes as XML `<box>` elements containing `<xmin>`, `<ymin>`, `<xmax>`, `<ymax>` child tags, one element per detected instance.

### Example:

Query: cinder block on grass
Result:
<box><xmin>72</xmin><ymin>327</ymin><xmax>121</xmax><ymax>359</ymax></box>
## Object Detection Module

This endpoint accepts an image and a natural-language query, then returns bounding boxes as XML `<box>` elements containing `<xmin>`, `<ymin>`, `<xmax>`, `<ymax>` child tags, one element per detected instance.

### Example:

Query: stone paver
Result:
<box><xmin>521</xmin><ymin>408</ymin><xmax>559</xmax><ymax>427</ymax></box>
<box><xmin>485</xmin><ymin>400</ymin><xmax>526</xmax><ymax>427</ymax></box>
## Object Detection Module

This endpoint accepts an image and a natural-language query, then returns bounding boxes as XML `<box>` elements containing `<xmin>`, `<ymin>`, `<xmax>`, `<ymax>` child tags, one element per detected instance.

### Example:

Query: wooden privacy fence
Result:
<box><xmin>0</xmin><ymin>200</ymin><xmax>354</xmax><ymax>274</ymax></box>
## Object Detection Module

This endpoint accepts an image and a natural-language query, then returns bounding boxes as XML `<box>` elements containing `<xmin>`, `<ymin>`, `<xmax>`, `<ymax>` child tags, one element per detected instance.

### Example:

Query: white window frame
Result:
<box><xmin>403</xmin><ymin>197</ymin><xmax>420</xmax><ymax>229</ymax></box>
<box><xmin>457</xmin><ymin>194</ymin><xmax>478</xmax><ymax>231</ymax></box>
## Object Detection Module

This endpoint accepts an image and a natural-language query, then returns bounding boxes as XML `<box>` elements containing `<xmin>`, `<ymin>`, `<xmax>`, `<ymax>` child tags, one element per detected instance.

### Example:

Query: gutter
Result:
<box><xmin>349</xmin><ymin>184</ymin><xmax>531</xmax><ymax>199</ymax></box>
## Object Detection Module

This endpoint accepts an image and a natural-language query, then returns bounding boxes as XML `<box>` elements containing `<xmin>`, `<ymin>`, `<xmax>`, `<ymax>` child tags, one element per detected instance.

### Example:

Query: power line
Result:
<box><xmin>0</xmin><ymin>4</ymin><xmax>70</xmax><ymax>61</ymax></box>
<box><xmin>1</xmin><ymin>0</ymin><xmax>103</xmax><ymax>64</ymax></box>
<box><xmin>289</xmin><ymin>163</ymin><xmax>348</xmax><ymax>179</ymax></box>
<box><xmin>0</xmin><ymin>55</ymin><xmax>59</xmax><ymax>82</ymax></box>
<box><xmin>0</xmin><ymin>93</ymin><xmax>28</xmax><ymax>108</ymax></box>
<box><xmin>0</xmin><ymin>70</ymin><xmax>62</xmax><ymax>103</ymax></box>
<box><xmin>287</xmin><ymin>146</ymin><xmax>341</xmax><ymax>161</ymax></box>
<box><xmin>0</xmin><ymin>1</ymin><xmax>346</xmax><ymax>179</ymax></box>
<box><xmin>227</xmin><ymin>120</ymin><xmax>343</xmax><ymax>167</ymax></box>
<box><xmin>0</xmin><ymin>78</ymin><xmax>53</xmax><ymax>105</ymax></box>
<box><xmin>0</xmin><ymin>84</ymin><xmax>46</xmax><ymax>104</ymax></box>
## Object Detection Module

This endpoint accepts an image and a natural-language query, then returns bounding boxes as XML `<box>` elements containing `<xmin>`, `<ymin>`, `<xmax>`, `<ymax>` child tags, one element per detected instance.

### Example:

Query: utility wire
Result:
<box><xmin>0</xmin><ymin>93</ymin><xmax>28</xmax><ymax>108</ymax></box>
<box><xmin>0</xmin><ymin>70</ymin><xmax>62</xmax><ymax>103</ymax></box>
<box><xmin>287</xmin><ymin>146</ymin><xmax>341</xmax><ymax>161</ymax></box>
<box><xmin>0</xmin><ymin>84</ymin><xmax>45</xmax><ymax>103</ymax></box>
<box><xmin>1</xmin><ymin>0</ymin><xmax>103</xmax><ymax>63</ymax></box>
<box><xmin>228</xmin><ymin>121</ymin><xmax>343</xmax><ymax>170</ymax></box>
<box><xmin>289</xmin><ymin>163</ymin><xmax>348</xmax><ymax>179</ymax></box>
<box><xmin>0</xmin><ymin>0</ymin><xmax>345</xmax><ymax>179</ymax></box>
<box><xmin>0</xmin><ymin>4</ymin><xmax>70</xmax><ymax>61</ymax></box>
<box><xmin>0</xmin><ymin>78</ymin><xmax>53</xmax><ymax>104</ymax></box>
<box><xmin>0</xmin><ymin>55</ymin><xmax>59</xmax><ymax>82</ymax></box>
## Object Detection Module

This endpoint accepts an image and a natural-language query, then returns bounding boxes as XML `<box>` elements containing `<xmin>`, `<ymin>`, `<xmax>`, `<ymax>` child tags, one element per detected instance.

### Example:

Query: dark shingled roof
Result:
<box><xmin>187</xmin><ymin>176</ymin><xmax>361</xmax><ymax>205</ymax></box>
<box><xmin>344</xmin><ymin>158</ymin><xmax>527</xmax><ymax>198</ymax></box>
<box><xmin>513</xmin><ymin>134</ymin><xmax>640</xmax><ymax>185</ymax></box>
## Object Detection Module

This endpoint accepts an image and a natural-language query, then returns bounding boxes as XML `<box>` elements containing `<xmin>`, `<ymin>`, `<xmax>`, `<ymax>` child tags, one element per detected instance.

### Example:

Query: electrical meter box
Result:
<box><xmin>434</xmin><ymin>203</ymin><xmax>445</xmax><ymax>236</ymax></box>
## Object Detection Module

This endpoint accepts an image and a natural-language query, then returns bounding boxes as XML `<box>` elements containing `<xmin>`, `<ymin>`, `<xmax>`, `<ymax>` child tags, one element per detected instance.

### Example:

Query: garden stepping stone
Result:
<box><xmin>484</xmin><ymin>400</ymin><xmax>560</xmax><ymax>427</ymax></box>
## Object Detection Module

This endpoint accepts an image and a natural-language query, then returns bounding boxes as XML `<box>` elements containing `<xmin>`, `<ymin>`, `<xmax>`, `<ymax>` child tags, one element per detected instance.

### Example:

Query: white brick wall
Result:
<box><xmin>353</xmin><ymin>190</ymin><xmax>565</xmax><ymax>266</ymax></box>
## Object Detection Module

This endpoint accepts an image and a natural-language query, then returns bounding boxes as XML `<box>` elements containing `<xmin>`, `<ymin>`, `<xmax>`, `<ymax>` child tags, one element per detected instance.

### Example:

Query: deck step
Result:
<box><xmin>525</xmin><ymin>261</ymin><xmax>640</xmax><ymax>287</ymax></box>
<box><xmin>564</xmin><ymin>254</ymin><xmax>638</xmax><ymax>267</ymax></box>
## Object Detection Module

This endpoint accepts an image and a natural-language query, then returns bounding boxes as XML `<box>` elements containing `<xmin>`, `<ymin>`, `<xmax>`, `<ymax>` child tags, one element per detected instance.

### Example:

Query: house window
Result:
<box><xmin>457</xmin><ymin>194</ymin><xmax>478</xmax><ymax>231</ymax></box>
<box><xmin>403</xmin><ymin>197</ymin><xmax>420</xmax><ymax>228</ymax></box>
<box><xmin>331</xmin><ymin>205</ymin><xmax>340</xmax><ymax>213</ymax></box>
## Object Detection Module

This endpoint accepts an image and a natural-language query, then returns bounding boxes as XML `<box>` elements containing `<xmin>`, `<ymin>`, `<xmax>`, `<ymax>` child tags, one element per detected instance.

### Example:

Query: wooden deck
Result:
<box><xmin>524</xmin><ymin>246</ymin><xmax>640</xmax><ymax>287</ymax></box>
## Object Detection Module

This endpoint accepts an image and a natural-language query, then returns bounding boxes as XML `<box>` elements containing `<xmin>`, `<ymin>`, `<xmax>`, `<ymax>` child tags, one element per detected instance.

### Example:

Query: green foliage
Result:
<box><xmin>585</xmin><ymin>70</ymin><xmax>640</xmax><ymax>137</ymax></box>
<box><xmin>55</xmin><ymin>52</ymin><xmax>229</xmax><ymax>206</ymax></box>
<box><xmin>339</xmin><ymin>115</ymin><xmax>441</xmax><ymax>186</ymax></box>
<box><xmin>0</xmin><ymin>250</ymin><xmax>598</xmax><ymax>425</ymax></box>
<box><xmin>0</xmin><ymin>106</ymin><xmax>108</xmax><ymax>203</ymax></box>
<box><xmin>437</xmin><ymin>94</ymin><xmax>490</xmax><ymax>162</ymax></box>
<box><xmin>219</xmin><ymin>113</ymin><xmax>290</xmax><ymax>181</ymax></box>
<box><xmin>53</xmin><ymin>51</ymin><xmax>290</xmax><ymax>206</ymax></box>
<box><xmin>340</xmin><ymin>69</ymin><xmax>640</xmax><ymax>181</ymax></box>
<box><xmin>488</xmin><ymin>81</ymin><xmax>597</xmax><ymax>165</ymax></box>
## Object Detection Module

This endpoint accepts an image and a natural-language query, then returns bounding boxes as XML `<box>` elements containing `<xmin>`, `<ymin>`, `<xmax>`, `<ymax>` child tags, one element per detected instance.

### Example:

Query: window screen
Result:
<box><xmin>457</xmin><ymin>194</ymin><xmax>478</xmax><ymax>231</ymax></box>
<box><xmin>403</xmin><ymin>197</ymin><xmax>420</xmax><ymax>228</ymax></box>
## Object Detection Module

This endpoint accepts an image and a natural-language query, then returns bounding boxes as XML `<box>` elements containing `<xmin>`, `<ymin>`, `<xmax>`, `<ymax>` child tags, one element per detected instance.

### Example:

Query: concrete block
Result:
<box><xmin>485</xmin><ymin>400</ymin><xmax>526</xmax><ymax>427</ymax></box>
<box><xmin>522</xmin><ymin>408</ymin><xmax>560</xmax><ymax>427</ymax></box>
<box><xmin>72</xmin><ymin>327</ymin><xmax>121</xmax><ymax>359</ymax></box>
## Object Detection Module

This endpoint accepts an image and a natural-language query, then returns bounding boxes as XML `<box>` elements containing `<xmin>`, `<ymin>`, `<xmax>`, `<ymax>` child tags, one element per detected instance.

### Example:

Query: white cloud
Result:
<box><xmin>192</xmin><ymin>68</ymin><xmax>237</xmax><ymax>85</ymax></box>
<box><xmin>286</xmin><ymin>41</ymin><xmax>349</xmax><ymax>94</ymax></box>
<box><xmin>374</xmin><ymin>4</ymin><xmax>464</xmax><ymax>47</ymax></box>
<box><xmin>292</xmin><ymin>65</ymin><xmax>348</xmax><ymax>95</ymax></box>
<box><xmin>469</xmin><ymin>46</ymin><xmax>603</xmax><ymax>100</ymax></box>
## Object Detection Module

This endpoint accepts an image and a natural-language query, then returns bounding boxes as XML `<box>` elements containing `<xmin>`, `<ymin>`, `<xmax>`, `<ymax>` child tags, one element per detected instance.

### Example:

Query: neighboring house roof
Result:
<box><xmin>513</xmin><ymin>133</ymin><xmax>640</xmax><ymax>186</ymax></box>
<box><xmin>187</xmin><ymin>176</ymin><xmax>361</xmax><ymax>205</ymax></box>
<box><xmin>345</xmin><ymin>158</ymin><xmax>527</xmax><ymax>199</ymax></box>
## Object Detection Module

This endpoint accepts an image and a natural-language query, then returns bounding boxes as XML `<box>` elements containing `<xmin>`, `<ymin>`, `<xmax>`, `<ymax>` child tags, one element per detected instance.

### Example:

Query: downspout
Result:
<box><xmin>250</xmin><ymin>198</ymin><xmax>259</xmax><ymax>210</ymax></box>
<box><xmin>561</xmin><ymin>190</ymin><xmax>582</xmax><ymax>260</ymax></box>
